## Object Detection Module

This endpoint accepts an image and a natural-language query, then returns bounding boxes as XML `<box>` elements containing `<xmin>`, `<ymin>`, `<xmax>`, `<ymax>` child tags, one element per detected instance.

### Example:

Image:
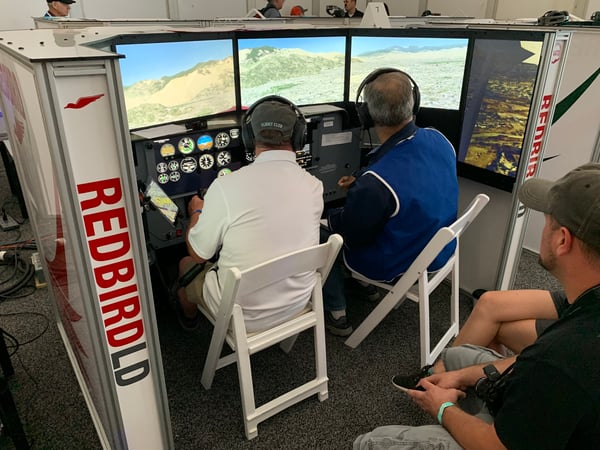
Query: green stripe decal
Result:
<box><xmin>553</xmin><ymin>67</ymin><xmax>600</xmax><ymax>124</ymax></box>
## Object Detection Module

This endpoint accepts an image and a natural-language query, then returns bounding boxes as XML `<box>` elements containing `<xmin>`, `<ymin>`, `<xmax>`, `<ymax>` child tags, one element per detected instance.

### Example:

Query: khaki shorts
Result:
<box><xmin>181</xmin><ymin>260</ymin><xmax>215</xmax><ymax>311</ymax></box>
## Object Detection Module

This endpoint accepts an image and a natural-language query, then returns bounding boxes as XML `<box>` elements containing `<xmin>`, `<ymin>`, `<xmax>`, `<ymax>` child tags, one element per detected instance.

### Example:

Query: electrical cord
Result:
<box><xmin>0</xmin><ymin>250</ymin><xmax>35</xmax><ymax>299</ymax></box>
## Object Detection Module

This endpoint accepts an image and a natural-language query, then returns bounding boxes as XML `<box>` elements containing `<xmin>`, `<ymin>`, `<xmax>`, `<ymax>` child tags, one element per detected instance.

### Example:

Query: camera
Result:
<box><xmin>474</xmin><ymin>364</ymin><xmax>511</xmax><ymax>416</ymax></box>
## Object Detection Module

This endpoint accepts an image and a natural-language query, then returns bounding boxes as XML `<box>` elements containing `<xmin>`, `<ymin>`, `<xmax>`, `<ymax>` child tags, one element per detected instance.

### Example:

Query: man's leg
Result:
<box><xmin>442</xmin><ymin>344</ymin><xmax>505</xmax><ymax>422</ymax></box>
<box><xmin>177</xmin><ymin>256</ymin><xmax>203</xmax><ymax>318</ymax></box>
<box><xmin>320</xmin><ymin>227</ymin><xmax>352</xmax><ymax>335</ymax></box>
<box><xmin>432</xmin><ymin>290</ymin><xmax>558</xmax><ymax>372</ymax></box>
<box><xmin>175</xmin><ymin>257</ymin><xmax>214</xmax><ymax>330</ymax></box>
<box><xmin>354</xmin><ymin>424</ymin><xmax>462</xmax><ymax>450</ymax></box>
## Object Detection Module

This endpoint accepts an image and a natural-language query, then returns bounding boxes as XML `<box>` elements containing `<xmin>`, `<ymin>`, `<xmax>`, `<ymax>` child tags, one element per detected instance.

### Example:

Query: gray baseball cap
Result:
<box><xmin>251</xmin><ymin>100</ymin><xmax>297</xmax><ymax>144</ymax></box>
<box><xmin>518</xmin><ymin>163</ymin><xmax>600</xmax><ymax>249</ymax></box>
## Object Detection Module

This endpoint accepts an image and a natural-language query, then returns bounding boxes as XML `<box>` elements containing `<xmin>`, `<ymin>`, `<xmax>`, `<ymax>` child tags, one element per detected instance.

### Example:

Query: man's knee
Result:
<box><xmin>473</xmin><ymin>290</ymin><xmax>503</xmax><ymax>318</ymax></box>
<box><xmin>354</xmin><ymin>425</ymin><xmax>461</xmax><ymax>450</ymax></box>
<box><xmin>443</xmin><ymin>344</ymin><xmax>504</xmax><ymax>371</ymax></box>
<box><xmin>179</xmin><ymin>256</ymin><xmax>195</xmax><ymax>276</ymax></box>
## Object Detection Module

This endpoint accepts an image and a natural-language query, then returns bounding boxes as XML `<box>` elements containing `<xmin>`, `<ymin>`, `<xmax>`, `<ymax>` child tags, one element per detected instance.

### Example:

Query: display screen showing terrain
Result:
<box><xmin>458</xmin><ymin>39</ymin><xmax>542</xmax><ymax>182</ymax></box>
<box><xmin>350</xmin><ymin>36</ymin><xmax>469</xmax><ymax>110</ymax></box>
<box><xmin>117</xmin><ymin>39</ymin><xmax>236</xmax><ymax>130</ymax></box>
<box><xmin>238</xmin><ymin>36</ymin><xmax>346</xmax><ymax>107</ymax></box>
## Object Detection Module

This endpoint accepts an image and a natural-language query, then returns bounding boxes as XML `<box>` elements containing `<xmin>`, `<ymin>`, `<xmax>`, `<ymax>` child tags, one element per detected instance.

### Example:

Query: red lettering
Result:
<box><xmin>99</xmin><ymin>283</ymin><xmax>138</xmax><ymax>302</ymax></box>
<box><xmin>540</xmin><ymin>94</ymin><xmax>553</xmax><ymax>110</ymax></box>
<box><xmin>106</xmin><ymin>319</ymin><xmax>144</xmax><ymax>347</ymax></box>
<box><xmin>83</xmin><ymin>207</ymin><xmax>127</xmax><ymax>237</ymax></box>
<box><xmin>94</xmin><ymin>258</ymin><xmax>135</xmax><ymax>289</ymax></box>
<box><xmin>89</xmin><ymin>232</ymin><xmax>131</xmax><ymax>262</ymax></box>
<box><xmin>534</xmin><ymin>124</ymin><xmax>546</xmax><ymax>141</ymax></box>
<box><xmin>77</xmin><ymin>178</ymin><xmax>123</xmax><ymax>211</ymax></box>
<box><xmin>538</xmin><ymin>111</ymin><xmax>549</xmax><ymax>125</ymax></box>
<box><xmin>0</xmin><ymin>64</ymin><xmax>26</xmax><ymax>117</ymax></box>
<box><xmin>102</xmin><ymin>296</ymin><xmax>141</xmax><ymax>328</ymax></box>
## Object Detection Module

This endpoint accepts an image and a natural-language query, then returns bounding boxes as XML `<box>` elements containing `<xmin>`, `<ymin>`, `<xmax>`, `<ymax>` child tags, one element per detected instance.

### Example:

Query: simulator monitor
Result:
<box><xmin>116</xmin><ymin>38</ymin><xmax>236</xmax><ymax>130</ymax></box>
<box><xmin>458</xmin><ymin>38</ymin><xmax>543</xmax><ymax>191</ymax></box>
<box><xmin>238</xmin><ymin>34</ymin><xmax>347</xmax><ymax>108</ymax></box>
<box><xmin>350</xmin><ymin>36</ymin><xmax>469</xmax><ymax>110</ymax></box>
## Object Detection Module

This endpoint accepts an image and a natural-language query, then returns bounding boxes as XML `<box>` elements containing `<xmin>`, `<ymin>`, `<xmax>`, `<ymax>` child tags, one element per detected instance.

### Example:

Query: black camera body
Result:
<box><xmin>475</xmin><ymin>364</ymin><xmax>512</xmax><ymax>416</ymax></box>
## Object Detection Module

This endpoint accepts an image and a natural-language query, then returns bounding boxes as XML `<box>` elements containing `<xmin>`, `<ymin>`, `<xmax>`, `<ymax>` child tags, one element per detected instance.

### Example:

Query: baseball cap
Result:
<box><xmin>290</xmin><ymin>5</ymin><xmax>308</xmax><ymax>16</ymax></box>
<box><xmin>251</xmin><ymin>100</ymin><xmax>298</xmax><ymax>145</ymax></box>
<box><xmin>518</xmin><ymin>163</ymin><xmax>600</xmax><ymax>249</ymax></box>
<box><xmin>48</xmin><ymin>0</ymin><xmax>76</xmax><ymax>4</ymax></box>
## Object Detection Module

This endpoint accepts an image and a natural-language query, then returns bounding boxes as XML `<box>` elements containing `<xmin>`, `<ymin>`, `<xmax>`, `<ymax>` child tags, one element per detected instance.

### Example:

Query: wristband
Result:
<box><xmin>437</xmin><ymin>401</ymin><xmax>455</xmax><ymax>425</ymax></box>
<box><xmin>193</xmin><ymin>209</ymin><xmax>202</xmax><ymax>215</ymax></box>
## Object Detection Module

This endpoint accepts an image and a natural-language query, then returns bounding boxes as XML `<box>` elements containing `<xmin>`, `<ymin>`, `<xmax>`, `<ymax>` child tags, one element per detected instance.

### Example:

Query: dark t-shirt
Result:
<box><xmin>494</xmin><ymin>286</ymin><xmax>600</xmax><ymax>449</ymax></box>
<box><xmin>345</xmin><ymin>10</ymin><xmax>364</xmax><ymax>17</ymax></box>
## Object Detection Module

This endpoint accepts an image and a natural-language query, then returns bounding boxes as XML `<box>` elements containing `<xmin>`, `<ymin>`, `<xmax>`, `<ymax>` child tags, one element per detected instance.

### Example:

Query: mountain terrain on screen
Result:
<box><xmin>122</xmin><ymin>45</ymin><xmax>467</xmax><ymax>129</ymax></box>
<box><xmin>123</xmin><ymin>57</ymin><xmax>236</xmax><ymax>129</ymax></box>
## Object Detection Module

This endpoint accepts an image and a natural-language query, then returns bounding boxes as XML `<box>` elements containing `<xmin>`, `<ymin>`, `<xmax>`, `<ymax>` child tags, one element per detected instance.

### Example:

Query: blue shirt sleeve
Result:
<box><xmin>327</xmin><ymin>173</ymin><xmax>395</xmax><ymax>249</ymax></box>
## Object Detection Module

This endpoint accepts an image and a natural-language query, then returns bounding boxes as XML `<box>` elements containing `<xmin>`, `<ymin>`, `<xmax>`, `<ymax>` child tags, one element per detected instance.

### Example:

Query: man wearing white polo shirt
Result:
<box><xmin>175</xmin><ymin>96</ymin><xmax>323</xmax><ymax>332</ymax></box>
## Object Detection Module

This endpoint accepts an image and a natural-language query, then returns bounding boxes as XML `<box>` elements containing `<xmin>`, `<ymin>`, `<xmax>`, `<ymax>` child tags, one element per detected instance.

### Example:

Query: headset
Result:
<box><xmin>537</xmin><ymin>10</ymin><xmax>570</xmax><ymax>26</ymax></box>
<box><xmin>241</xmin><ymin>95</ymin><xmax>307</xmax><ymax>153</ymax></box>
<box><xmin>355</xmin><ymin>68</ymin><xmax>421</xmax><ymax>129</ymax></box>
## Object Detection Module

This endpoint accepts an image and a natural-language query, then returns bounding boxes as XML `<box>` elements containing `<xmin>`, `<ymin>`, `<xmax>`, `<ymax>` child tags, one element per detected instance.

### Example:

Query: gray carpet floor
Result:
<box><xmin>0</xmin><ymin>159</ymin><xmax>561</xmax><ymax>449</ymax></box>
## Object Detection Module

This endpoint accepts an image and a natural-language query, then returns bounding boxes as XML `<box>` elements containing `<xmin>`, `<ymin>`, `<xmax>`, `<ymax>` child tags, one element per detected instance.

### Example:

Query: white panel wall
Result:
<box><xmin>572</xmin><ymin>0</ymin><xmax>600</xmax><ymax>18</ymax></box>
<box><xmin>522</xmin><ymin>31</ymin><xmax>600</xmax><ymax>252</ymax></box>
<box><xmin>80</xmin><ymin>0</ymin><xmax>167</xmax><ymax>19</ymax></box>
<box><xmin>495</xmin><ymin>0</ymin><xmax>577</xmax><ymax>19</ymax></box>
<box><xmin>176</xmin><ymin>0</ymin><xmax>247</xmax><ymax>19</ymax></box>
<box><xmin>382</xmin><ymin>0</ymin><xmax>423</xmax><ymax>16</ymax></box>
<box><xmin>427</xmin><ymin>0</ymin><xmax>490</xmax><ymax>18</ymax></box>
<box><xmin>1</xmin><ymin>0</ymin><xmax>167</xmax><ymax>30</ymax></box>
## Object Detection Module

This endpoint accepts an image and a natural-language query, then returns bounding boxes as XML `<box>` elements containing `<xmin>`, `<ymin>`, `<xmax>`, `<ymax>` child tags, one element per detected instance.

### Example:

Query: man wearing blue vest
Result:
<box><xmin>322</xmin><ymin>68</ymin><xmax>458</xmax><ymax>336</ymax></box>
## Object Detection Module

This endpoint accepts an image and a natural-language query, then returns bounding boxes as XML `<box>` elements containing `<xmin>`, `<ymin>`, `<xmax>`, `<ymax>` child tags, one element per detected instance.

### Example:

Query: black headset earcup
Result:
<box><xmin>241</xmin><ymin>110</ymin><xmax>255</xmax><ymax>153</ymax></box>
<box><xmin>357</xmin><ymin>102</ymin><xmax>374</xmax><ymax>130</ymax></box>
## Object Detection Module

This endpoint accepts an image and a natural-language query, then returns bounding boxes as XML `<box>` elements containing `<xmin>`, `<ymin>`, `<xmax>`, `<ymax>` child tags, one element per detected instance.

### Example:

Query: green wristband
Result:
<box><xmin>437</xmin><ymin>401</ymin><xmax>455</xmax><ymax>425</ymax></box>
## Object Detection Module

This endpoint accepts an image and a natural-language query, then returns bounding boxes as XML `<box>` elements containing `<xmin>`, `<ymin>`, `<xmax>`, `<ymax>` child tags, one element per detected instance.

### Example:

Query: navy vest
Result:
<box><xmin>345</xmin><ymin>128</ymin><xmax>458</xmax><ymax>281</ymax></box>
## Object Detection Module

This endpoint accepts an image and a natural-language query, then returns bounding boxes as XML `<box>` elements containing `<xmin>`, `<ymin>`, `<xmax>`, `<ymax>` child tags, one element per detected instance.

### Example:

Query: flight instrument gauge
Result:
<box><xmin>178</xmin><ymin>137</ymin><xmax>195</xmax><ymax>155</ymax></box>
<box><xmin>197</xmin><ymin>134</ymin><xmax>214</xmax><ymax>151</ymax></box>
<box><xmin>198</xmin><ymin>154</ymin><xmax>215</xmax><ymax>170</ymax></box>
<box><xmin>160</xmin><ymin>143</ymin><xmax>176</xmax><ymax>158</ymax></box>
<box><xmin>180</xmin><ymin>157</ymin><xmax>197</xmax><ymax>174</ymax></box>
<box><xmin>216</xmin><ymin>150</ymin><xmax>231</xmax><ymax>167</ymax></box>
<box><xmin>215</xmin><ymin>132</ymin><xmax>230</xmax><ymax>149</ymax></box>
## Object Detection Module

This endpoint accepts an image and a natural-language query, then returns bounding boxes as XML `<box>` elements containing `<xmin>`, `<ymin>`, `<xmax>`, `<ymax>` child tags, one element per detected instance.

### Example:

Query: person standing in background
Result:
<box><xmin>44</xmin><ymin>0</ymin><xmax>75</xmax><ymax>18</ymax></box>
<box><xmin>260</xmin><ymin>0</ymin><xmax>285</xmax><ymax>18</ymax></box>
<box><xmin>344</xmin><ymin>0</ymin><xmax>364</xmax><ymax>18</ymax></box>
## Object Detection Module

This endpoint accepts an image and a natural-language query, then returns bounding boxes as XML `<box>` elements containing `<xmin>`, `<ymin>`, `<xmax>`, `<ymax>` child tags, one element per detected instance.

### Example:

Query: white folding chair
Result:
<box><xmin>198</xmin><ymin>234</ymin><xmax>343</xmax><ymax>440</ymax></box>
<box><xmin>344</xmin><ymin>194</ymin><xmax>490</xmax><ymax>367</ymax></box>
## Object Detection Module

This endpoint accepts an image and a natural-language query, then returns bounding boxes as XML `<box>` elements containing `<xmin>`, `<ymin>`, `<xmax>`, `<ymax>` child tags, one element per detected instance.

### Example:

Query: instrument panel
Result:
<box><xmin>134</xmin><ymin>125</ymin><xmax>248</xmax><ymax>199</ymax></box>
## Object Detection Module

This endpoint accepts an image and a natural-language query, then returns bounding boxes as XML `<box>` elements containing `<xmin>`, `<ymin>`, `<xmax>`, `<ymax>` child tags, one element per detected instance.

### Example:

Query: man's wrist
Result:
<box><xmin>192</xmin><ymin>209</ymin><xmax>202</xmax><ymax>215</ymax></box>
<box><xmin>437</xmin><ymin>401</ymin><xmax>456</xmax><ymax>425</ymax></box>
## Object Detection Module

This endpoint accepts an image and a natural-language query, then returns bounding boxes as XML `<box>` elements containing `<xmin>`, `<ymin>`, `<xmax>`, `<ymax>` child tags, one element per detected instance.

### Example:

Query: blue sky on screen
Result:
<box><xmin>117</xmin><ymin>39</ymin><xmax>233</xmax><ymax>87</ymax></box>
<box><xmin>351</xmin><ymin>36</ymin><xmax>468</xmax><ymax>55</ymax></box>
<box><xmin>238</xmin><ymin>36</ymin><xmax>346</xmax><ymax>53</ymax></box>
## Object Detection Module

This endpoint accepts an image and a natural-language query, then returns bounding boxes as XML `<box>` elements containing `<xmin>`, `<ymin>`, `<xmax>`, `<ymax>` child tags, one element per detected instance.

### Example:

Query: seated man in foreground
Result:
<box><xmin>356</xmin><ymin>163</ymin><xmax>600</xmax><ymax>449</ymax></box>
<box><xmin>322</xmin><ymin>69</ymin><xmax>458</xmax><ymax>336</ymax></box>
<box><xmin>175</xmin><ymin>96</ymin><xmax>323</xmax><ymax>332</ymax></box>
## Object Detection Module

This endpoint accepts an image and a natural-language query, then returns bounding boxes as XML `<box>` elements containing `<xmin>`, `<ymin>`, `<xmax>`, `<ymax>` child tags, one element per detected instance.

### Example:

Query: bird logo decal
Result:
<box><xmin>64</xmin><ymin>93</ymin><xmax>105</xmax><ymax>109</ymax></box>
